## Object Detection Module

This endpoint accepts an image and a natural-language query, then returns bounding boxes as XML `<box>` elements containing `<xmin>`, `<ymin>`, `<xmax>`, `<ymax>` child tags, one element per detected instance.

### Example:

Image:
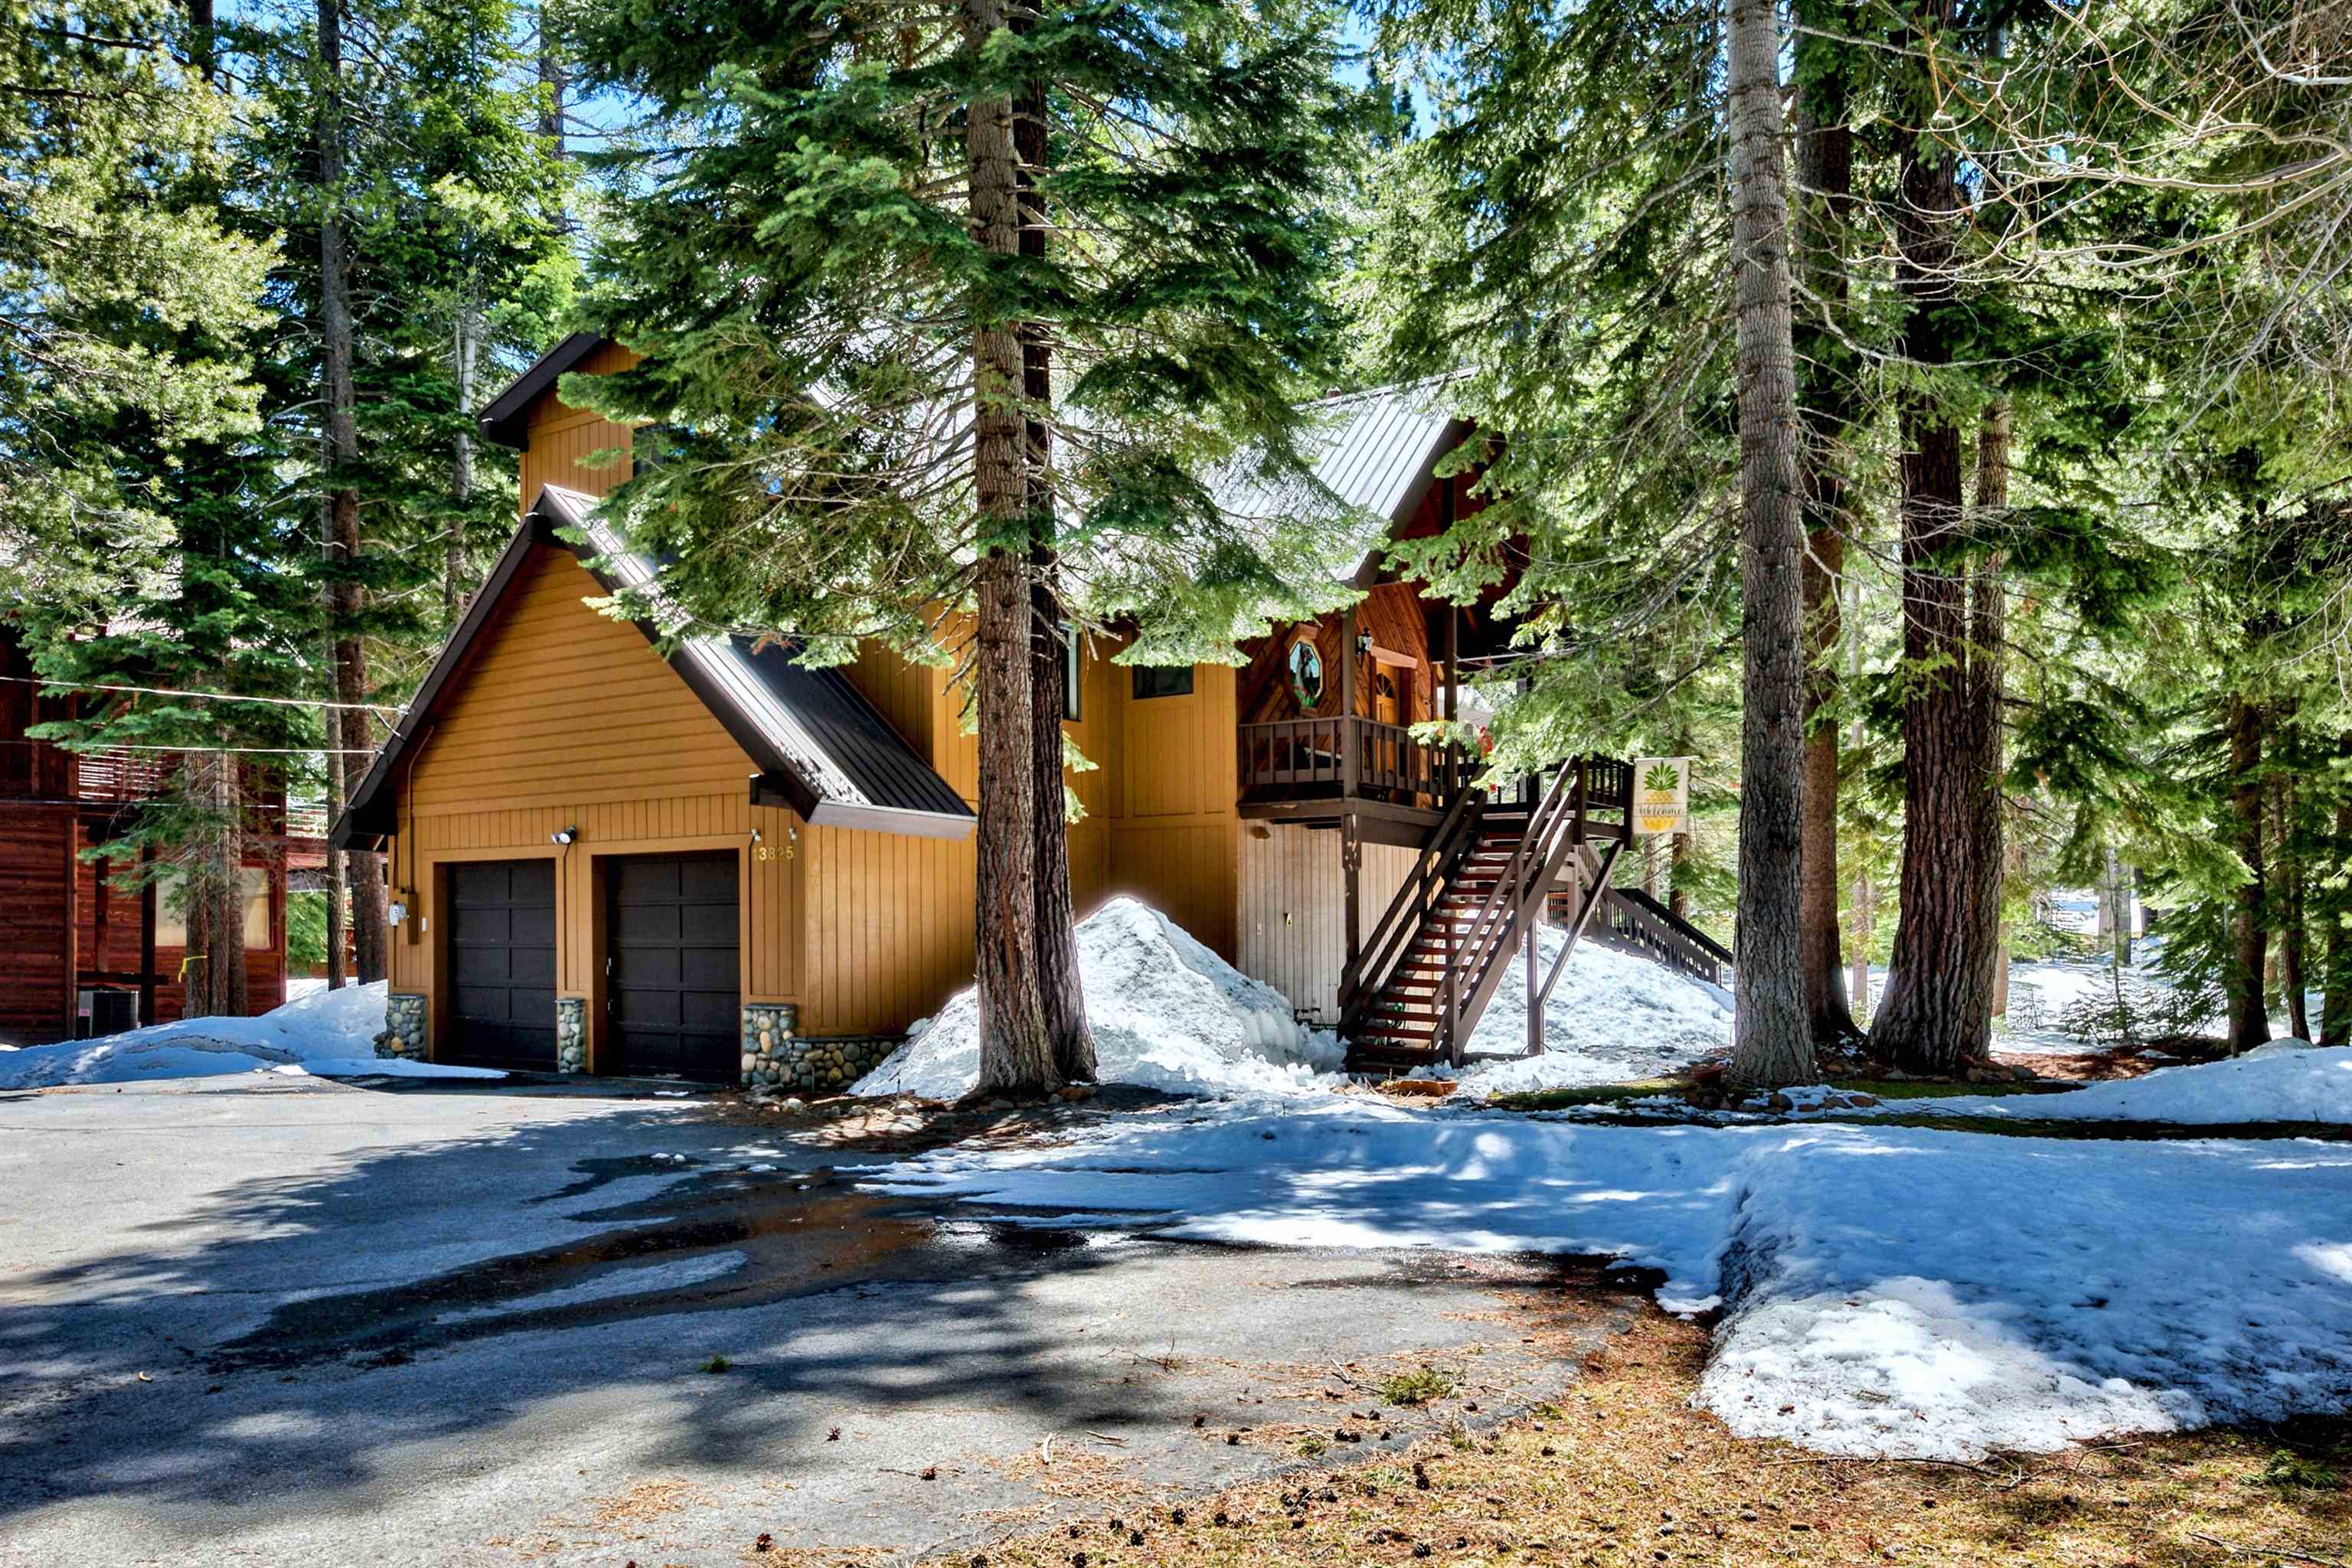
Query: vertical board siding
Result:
<box><xmin>1236</xmin><ymin>830</ymin><xmax>1418</xmax><ymax>1021</ymax></box>
<box><xmin>800</xmin><ymin>822</ymin><xmax>975</xmax><ymax>1037</ymax></box>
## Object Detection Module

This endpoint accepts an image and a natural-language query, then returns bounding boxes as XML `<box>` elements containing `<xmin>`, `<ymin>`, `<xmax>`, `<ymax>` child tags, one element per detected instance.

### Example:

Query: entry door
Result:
<box><xmin>445</xmin><ymin>859</ymin><xmax>557</xmax><ymax>1069</ymax></box>
<box><xmin>606</xmin><ymin>853</ymin><xmax>740</xmax><ymax>1080</ymax></box>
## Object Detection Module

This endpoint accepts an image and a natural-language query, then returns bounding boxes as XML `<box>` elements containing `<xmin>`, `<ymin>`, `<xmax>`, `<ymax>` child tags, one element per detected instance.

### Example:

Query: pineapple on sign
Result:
<box><xmin>1632</xmin><ymin>757</ymin><xmax>1690</xmax><ymax>837</ymax></box>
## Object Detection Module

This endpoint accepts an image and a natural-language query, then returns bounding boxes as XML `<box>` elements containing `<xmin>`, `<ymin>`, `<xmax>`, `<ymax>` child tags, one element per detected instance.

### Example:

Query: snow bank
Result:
<box><xmin>1919</xmin><ymin>1045</ymin><xmax>2352</xmax><ymax>1125</ymax></box>
<box><xmin>853</xmin><ymin>897</ymin><xmax>1344</xmax><ymax>1099</ymax></box>
<box><xmin>0</xmin><ymin>982</ymin><xmax>504</xmax><ymax>1088</ymax></box>
<box><xmin>856</xmin><ymin>1096</ymin><xmax>2352</xmax><ymax>1459</ymax></box>
<box><xmin>1417</xmin><ymin>927</ymin><xmax>1731</xmax><ymax>1096</ymax></box>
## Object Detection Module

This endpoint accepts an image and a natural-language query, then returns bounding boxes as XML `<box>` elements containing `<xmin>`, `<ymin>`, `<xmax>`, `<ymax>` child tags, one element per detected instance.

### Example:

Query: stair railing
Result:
<box><xmin>1337</xmin><ymin>785</ymin><xmax>1481</xmax><ymax>1038</ymax></box>
<box><xmin>1432</xmin><ymin>758</ymin><xmax>1597</xmax><ymax>1063</ymax></box>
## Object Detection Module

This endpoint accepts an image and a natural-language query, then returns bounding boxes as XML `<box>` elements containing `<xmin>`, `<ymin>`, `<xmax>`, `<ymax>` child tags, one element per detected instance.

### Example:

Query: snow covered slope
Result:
<box><xmin>0</xmin><ymin>982</ymin><xmax>503</xmax><ymax>1088</ymax></box>
<box><xmin>1914</xmin><ymin>1044</ymin><xmax>2352</xmax><ymax>1125</ymax></box>
<box><xmin>855</xmin><ymin>1096</ymin><xmax>2352</xmax><ymax>1459</ymax></box>
<box><xmin>853</xmin><ymin>897</ymin><xmax>1345</xmax><ymax>1099</ymax></box>
<box><xmin>1442</xmin><ymin>926</ymin><xmax>1733</xmax><ymax>1093</ymax></box>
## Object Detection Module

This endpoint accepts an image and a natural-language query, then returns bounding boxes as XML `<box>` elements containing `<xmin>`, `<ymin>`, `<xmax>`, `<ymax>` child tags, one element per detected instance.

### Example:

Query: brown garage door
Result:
<box><xmin>446</xmin><ymin>858</ymin><xmax>557</xmax><ymax>1070</ymax></box>
<box><xmin>606</xmin><ymin>853</ymin><xmax>740</xmax><ymax>1080</ymax></box>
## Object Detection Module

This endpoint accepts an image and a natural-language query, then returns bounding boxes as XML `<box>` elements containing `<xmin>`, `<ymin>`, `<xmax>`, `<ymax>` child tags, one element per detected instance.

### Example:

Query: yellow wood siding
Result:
<box><xmin>518</xmin><ymin>341</ymin><xmax>638</xmax><ymax>504</ymax></box>
<box><xmin>800</xmin><ymin>823</ymin><xmax>975</xmax><ymax>1037</ymax></box>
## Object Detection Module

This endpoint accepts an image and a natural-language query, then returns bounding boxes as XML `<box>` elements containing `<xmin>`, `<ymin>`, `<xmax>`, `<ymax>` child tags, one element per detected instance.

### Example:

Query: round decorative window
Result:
<box><xmin>1287</xmin><ymin>637</ymin><xmax>1325</xmax><ymax>710</ymax></box>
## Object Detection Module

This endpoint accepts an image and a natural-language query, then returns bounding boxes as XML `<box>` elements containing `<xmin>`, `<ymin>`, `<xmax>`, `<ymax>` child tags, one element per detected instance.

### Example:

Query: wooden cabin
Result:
<box><xmin>332</xmin><ymin>337</ymin><xmax>1663</xmax><ymax>1086</ymax></box>
<box><xmin>0</xmin><ymin>626</ymin><xmax>296</xmax><ymax>1045</ymax></box>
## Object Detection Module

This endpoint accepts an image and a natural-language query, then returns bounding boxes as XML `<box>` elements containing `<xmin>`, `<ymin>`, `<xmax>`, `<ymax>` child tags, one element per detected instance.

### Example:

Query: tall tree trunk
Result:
<box><xmin>2324</xmin><ymin>736</ymin><xmax>2350</xmax><ymax>1048</ymax></box>
<box><xmin>449</xmin><ymin>296</ymin><xmax>479</xmax><ymax>619</ymax></box>
<box><xmin>318</xmin><ymin>0</ymin><xmax>387</xmax><ymax>984</ymax></box>
<box><xmin>965</xmin><ymin>0</ymin><xmax>1054</xmax><ymax>1096</ymax></box>
<box><xmin>1870</xmin><ymin>38</ymin><xmax>1997</xmax><ymax>1074</ymax></box>
<box><xmin>2279</xmin><ymin>773</ymin><xmax>2309</xmax><ymax>1039</ymax></box>
<box><xmin>1723</xmin><ymin>0</ymin><xmax>1812</xmax><ymax>1088</ymax></box>
<box><xmin>1792</xmin><ymin>3</ymin><xmax>1857</xmax><ymax>1048</ymax></box>
<box><xmin>322</xmin><ymin>719</ymin><xmax>346</xmax><ymax>989</ymax></box>
<box><xmin>2225</xmin><ymin>694</ymin><xmax>2269</xmax><ymax>1051</ymax></box>
<box><xmin>184</xmin><ymin>750</ymin><xmax>247</xmax><ymax>1018</ymax></box>
<box><xmin>186</xmin><ymin>0</ymin><xmax>215</xmax><ymax>83</ymax></box>
<box><xmin>1014</xmin><ymin>65</ymin><xmax>1095</xmax><ymax>1083</ymax></box>
<box><xmin>1968</xmin><ymin>400</ymin><xmax>2011</xmax><ymax>1022</ymax></box>
<box><xmin>537</xmin><ymin>21</ymin><xmax>566</xmax><ymax>155</ymax></box>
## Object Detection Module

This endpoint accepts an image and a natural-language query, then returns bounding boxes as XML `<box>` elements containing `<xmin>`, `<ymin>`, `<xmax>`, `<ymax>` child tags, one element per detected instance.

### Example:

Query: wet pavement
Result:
<box><xmin>0</xmin><ymin>1073</ymin><xmax>1628</xmax><ymax>1566</ymax></box>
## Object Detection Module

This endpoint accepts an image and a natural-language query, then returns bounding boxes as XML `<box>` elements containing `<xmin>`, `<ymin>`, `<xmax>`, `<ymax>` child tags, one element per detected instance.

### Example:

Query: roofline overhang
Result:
<box><xmin>330</xmin><ymin>484</ymin><xmax>975</xmax><ymax>852</ymax></box>
<box><xmin>476</xmin><ymin>331</ymin><xmax>611</xmax><ymax>450</ymax></box>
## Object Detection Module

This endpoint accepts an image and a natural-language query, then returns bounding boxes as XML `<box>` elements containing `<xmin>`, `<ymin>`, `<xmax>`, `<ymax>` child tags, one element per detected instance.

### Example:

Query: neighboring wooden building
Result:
<box><xmin>0</xmin><ymin>626</ymin><xmax>293</xmax><ymax>1045</ymax></box>
<box><xmin>333</xmin><ymin>338</ymin><xmax>1662</xmax><ymax>1086</ymax></box>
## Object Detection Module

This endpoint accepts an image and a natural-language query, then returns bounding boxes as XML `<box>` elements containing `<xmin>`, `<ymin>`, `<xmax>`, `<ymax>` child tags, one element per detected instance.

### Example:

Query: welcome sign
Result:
<box><xmin>1632</xmin><ymin>756</ymin><xmax>1692</xmax><ymax>837</ymax></box>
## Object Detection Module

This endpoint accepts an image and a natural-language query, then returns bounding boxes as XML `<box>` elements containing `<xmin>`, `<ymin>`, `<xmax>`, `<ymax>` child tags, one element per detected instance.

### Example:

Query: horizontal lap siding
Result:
<box><xmin>387</xmin><ymin>532</ymin><xmax>806</xmax><ymax>1049</ymax></box>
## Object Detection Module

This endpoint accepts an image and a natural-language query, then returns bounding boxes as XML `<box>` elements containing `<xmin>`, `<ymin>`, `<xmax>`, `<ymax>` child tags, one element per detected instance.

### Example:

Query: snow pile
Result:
<box><xmin>1421</xmin><ymin>926</ymin><xmax>1732</xmax><ymax>1096</ymax></box>
<box><xmin>854</xmin><ymin>897</ymin><xmax>1344</xmax><ymax>1099</ymax></box>
<box><xmin>857</xmin><ymin>1096</ymin><xmax>2352</xmax><ymax>1459</ymax></box>
<box><xmin>1919</xmin><ymin>1045</ymin><xmax>2352</xmax><ymax>1125</ymax></box>
<box><xmin>0</xmin><ymin>982</ymin><xmax>504</xmax><ymax>1089</ymax></box>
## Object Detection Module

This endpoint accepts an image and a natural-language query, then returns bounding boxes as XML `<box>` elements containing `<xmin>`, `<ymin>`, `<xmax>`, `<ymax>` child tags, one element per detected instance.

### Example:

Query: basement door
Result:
<box><xmin>445</xmin><ymin>858</ymin><xmax>558</xmax><ymax>1070</ymax></box>
<box><xmin>605</xmin><ymin>852</ymin><xmax>740</xmax><ymax>1080</ymax></box>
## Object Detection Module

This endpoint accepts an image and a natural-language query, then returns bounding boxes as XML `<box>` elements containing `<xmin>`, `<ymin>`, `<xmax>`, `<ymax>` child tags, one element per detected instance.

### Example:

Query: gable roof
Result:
<box><xmin>477</xmin><ymin>338</ymin><xmax>1473</xmax><ymax>588</ymax></box>
<box><xmin>1203</xmin><ymin>378</ymin><xmax>1472</xmax><ymax>588</ymax></box>
<box><xmin>330</xmin><ymin>485</ymin><xmax>975</xmax><ymax>849</ymax></box>
<box><xmin>476</xmin><ymin>332</ymin><xmax>609</xmax><ymax>450</ymax></box>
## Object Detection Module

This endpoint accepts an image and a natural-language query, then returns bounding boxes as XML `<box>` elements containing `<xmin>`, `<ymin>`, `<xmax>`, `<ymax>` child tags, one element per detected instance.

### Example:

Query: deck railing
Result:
<box><xmin>1237</xmin><ymin>716</ymin><xmax>1467</xmax><ymax>806</ymax></box>
<box><xmin>70</xmin><ymin>749</ymin><xmax>175</xmax><ymax>804</ymax></box>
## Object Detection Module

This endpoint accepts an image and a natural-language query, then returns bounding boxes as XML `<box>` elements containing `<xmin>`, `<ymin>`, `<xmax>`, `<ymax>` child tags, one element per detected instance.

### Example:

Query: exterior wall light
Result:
<box><xmin>551</xmin><ymin>825</ymin><xmax>577</xmax><ymax>845</ymax></box>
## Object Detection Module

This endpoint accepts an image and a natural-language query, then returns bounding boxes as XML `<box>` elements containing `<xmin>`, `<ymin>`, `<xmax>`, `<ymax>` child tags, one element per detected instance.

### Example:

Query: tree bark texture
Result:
<box><xmin>1792</xmin><ymin>8</ymin><xmax>1857</xmax><ymax>1047</ymax></box>
<box><xmin>2279</xmin><ymin>775</ymin><xmax>2308</xmax><ymax>1040</ymax></box>
<box><xmin>322</xmin><ymin>702</ymin><xmax>346</xmax><ymax>989</ymax></box>
<box><xmin>449</xmin><ymin>299</ymin><xmax>479</xmax><ymax>619</ymax></box>
<box><xmin>1870</xmin><ymin>65</ymin><xmax>2000</xmax><ymax>1074</ymax></box>
<box><xmin>1968</xmin><ymin>400</ymin><xmax>2011</xmax><ymax>1024</ymax></box>
<box><xmin>182</xmin><ymin>750</ymin><xmax>247</xmax><ymax>1019</ymax></box>
<box><xmin>1723</xmin><ymin>0</ymin><xmax>1813</xmax><ymax>1088</ymax></box>
<box><xmin>965</xmin><ymin>0</ymin><xmax>1055</xmax><ymax>1095</ymax></box>
<box><xmin>2225</xmin><ymin>694</ymin><xmax>2269</xmax><ymax>1051</ymax></box>
<box><xmin>2324</xmin><ymin>737</ymin><xmax>2350</xmax><ymax>1048</ymax></box>
<box><xmin>1016</xmin><ymin>62</ymin><xmax>1095</xmax><ymax>1083</ymax></box>
<box><xmin>318</xmin><ymin>0</ymin><xmax>387</xmax><ymax>984</ymax></box>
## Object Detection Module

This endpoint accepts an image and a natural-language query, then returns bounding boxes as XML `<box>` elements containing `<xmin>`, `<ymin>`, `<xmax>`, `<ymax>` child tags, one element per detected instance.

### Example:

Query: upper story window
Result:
<box><xmin>1287</xmin><ymin>636</ymin><xmax>1325</xmax><ymax>710</ymax></box>
<box><xmin>1132</xmin><ymin>665</ymin><xmax>1194</xmax><ymax>701</ymax></box>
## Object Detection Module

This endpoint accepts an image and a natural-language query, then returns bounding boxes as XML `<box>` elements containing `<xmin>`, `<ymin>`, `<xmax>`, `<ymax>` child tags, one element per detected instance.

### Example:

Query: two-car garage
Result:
<box><xmin>439</xmin><ymin>853</ymin><xmax>740</xmax><ymax>1081</ymax></box>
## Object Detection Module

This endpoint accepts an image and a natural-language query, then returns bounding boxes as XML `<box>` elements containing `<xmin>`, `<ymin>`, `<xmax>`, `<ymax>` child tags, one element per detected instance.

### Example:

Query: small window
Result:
<box><xmin>1132</xmin><ymin>665</ymin><xmax>1194</xmax><ymax>700</ymax></box>
<box><xmin>1060</xmin><ymin>622</ymin><xmax>1081</xmax><ymax>722</ymax></box>
<box><xmin>1287</xmin><ymin>637</ymin><xmax>1325</xmax><ymax>710</ymax></box>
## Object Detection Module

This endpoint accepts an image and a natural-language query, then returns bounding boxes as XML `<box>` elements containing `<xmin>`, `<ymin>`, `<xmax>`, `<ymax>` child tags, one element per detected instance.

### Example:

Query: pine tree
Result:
<box><xmin>566</xmin><ymin>0</ymin><xmax>1363</xmax><ymax>1093</ymax></box>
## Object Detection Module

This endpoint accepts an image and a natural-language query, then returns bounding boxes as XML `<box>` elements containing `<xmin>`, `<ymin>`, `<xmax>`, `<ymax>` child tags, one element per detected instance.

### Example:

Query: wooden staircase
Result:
<box><xmin>1339</xmin><ymin>757</ymin><xmax>1633</xmax><ymax>1072</ymax></box>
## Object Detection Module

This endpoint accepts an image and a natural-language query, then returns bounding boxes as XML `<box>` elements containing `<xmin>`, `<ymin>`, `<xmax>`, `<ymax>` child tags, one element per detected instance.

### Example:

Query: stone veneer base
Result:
<box><xmin>377</xmin><ymin>992</ymin><xmax>427</xmax><ymax>1061</ymax></box>
<box><xmin>740</xmin><ymin>1002</ymin><xmax>898</xmax><ymax>1092</ymax></box>
<box><xmin>555</xmin><ymin>997</ymin><xmax>587</xmax><ymax>1073</ymax></box>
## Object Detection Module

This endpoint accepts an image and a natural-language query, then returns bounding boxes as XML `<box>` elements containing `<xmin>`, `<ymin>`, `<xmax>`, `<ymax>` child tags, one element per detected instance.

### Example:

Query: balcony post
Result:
<box><xmin>1338</xmin><ymin>606</ymin><xmax>1359</xmax><ymax>799</ymax></box>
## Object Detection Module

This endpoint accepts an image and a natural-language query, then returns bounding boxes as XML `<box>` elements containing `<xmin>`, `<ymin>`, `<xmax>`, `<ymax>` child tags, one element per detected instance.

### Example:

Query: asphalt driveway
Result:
<box><xmin>0</xmin><ymin>1073</ymin><xmax>1622</xmax><ymax>1566</ymax></box>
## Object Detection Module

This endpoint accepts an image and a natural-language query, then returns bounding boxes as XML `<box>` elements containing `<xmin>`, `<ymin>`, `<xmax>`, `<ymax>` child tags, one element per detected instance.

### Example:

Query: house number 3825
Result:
<box><xmin>756</xmin><ymin>844</ymin><xmax>792</xmax><ymax>861</ymax></box>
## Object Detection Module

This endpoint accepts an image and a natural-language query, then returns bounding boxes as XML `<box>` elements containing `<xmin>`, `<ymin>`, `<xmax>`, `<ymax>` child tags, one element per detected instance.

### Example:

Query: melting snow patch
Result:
<box><xmin>0</xmin><ymin>982</ymin><xmax>503</xmax><ymax>1089</ymax></box>
<box><xmin>853</xmin><ymin>897</ymin><xmax>1344</xmax><ymax>1099</ymax></box>
<box><xmin>1906</xmin><ymin>1047</ymin><xmax>2352</xmax><ymax>1125</ymax></box>
<box><xmin>854</xmin><ymin>1096</ymin><xmax>2352</xmax><ymax>1459</ymax></box>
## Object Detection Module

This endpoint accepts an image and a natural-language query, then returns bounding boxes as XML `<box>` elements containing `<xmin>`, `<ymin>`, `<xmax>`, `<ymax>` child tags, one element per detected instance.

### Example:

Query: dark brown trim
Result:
<box><xmin>1351</xmin><ymin>416</ymin><xmax>1475</xmax><ymax>589</ymax></box>
<box><xmin>335</xmin><ymin>485</ymin><xmax>976</xmax><ymax>851</ymax></box>
<box><xmin>477</xmin><ymin>332</ymin><xmax>608</xmax><ymax>450</ymax></box>
<box><xmin>330</xmin><ymin>510</ymin><xmax>554</xmax><ymax>848</ymax></box>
